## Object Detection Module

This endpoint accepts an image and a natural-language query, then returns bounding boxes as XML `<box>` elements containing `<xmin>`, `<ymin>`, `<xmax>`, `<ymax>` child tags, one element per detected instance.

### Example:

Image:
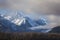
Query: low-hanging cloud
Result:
<box><xmin>6</xmin><ymin>0</ymin><xmax>60</xmax><ymax>15</ymax></box>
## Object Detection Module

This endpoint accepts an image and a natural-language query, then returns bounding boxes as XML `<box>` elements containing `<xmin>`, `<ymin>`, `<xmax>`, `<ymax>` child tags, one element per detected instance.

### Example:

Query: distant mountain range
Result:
<box><xmin>0</xmin><ymin>10</ymin><xmax>50</xmax><ymax>33</ymax></box>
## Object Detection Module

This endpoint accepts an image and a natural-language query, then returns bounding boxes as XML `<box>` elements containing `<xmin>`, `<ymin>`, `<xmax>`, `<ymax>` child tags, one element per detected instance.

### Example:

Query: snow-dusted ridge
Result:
<box><xmin>0</xmin><ymin>10</ymin><xmax>50</xmax><ymax>32</ymax></box>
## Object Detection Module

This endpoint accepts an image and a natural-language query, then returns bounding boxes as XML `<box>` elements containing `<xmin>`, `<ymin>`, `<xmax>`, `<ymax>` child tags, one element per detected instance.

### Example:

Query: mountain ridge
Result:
<box><xmin>0</xmin><ymin>11</ymin><xmax>49</xmax><ymax>32</ymax></box>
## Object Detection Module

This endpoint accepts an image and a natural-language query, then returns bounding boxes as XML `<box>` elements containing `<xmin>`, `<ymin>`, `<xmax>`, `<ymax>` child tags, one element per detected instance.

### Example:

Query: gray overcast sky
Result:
<box><xmin>0</xmin><ymin>0</ymin><xmax>60</xmax><ymax>28</ymax></box>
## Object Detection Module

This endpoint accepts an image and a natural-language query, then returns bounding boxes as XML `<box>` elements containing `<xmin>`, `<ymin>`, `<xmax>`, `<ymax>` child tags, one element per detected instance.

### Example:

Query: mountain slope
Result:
<box><xmin>0</xmin><ymin>11</ymin><xmax>49</xmax><ymax>32</ymax></box>
<box><xmin>49</xmin><ymin>26</ymin><xmax>60</xmax><ymax>33</ymax></box>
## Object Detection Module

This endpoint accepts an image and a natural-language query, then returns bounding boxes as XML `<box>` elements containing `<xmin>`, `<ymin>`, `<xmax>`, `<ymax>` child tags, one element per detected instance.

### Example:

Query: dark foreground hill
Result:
<box><xmin>49</xmin><ymin>26</ymin><xmax>60</xmax><ymax>33</ymax></box>
<box><xmin>0</xmin><ymin>32</ymin><xmax>60</xmax><ymax>40</ymax></box>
